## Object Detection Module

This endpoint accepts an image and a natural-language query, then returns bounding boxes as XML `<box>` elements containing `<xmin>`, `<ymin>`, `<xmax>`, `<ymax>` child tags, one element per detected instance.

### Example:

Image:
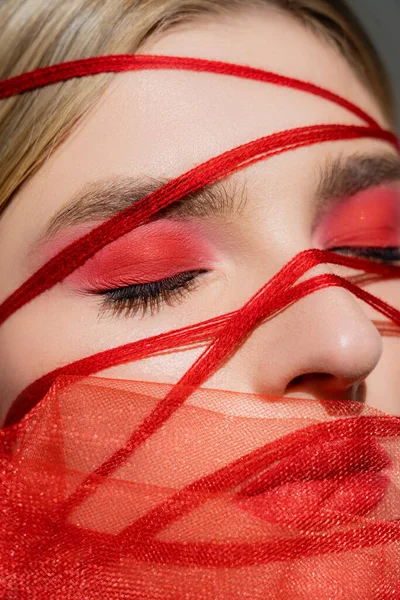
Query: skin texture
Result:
<box><xmin>1</xmin><ymin>6</ymin><xmax>400</xmax><ymax>425</ymax></box>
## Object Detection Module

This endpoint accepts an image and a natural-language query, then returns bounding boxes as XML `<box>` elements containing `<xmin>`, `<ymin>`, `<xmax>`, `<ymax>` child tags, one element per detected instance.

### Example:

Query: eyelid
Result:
<box><xmin>64</xmin><ymin>219</ymin><xmax>218</xmax><ymax>291</ymax></box>
<box><xmin>314</xmin><ymin>185</ymin><xmax>400</xmax><ymax>250</ymax></box>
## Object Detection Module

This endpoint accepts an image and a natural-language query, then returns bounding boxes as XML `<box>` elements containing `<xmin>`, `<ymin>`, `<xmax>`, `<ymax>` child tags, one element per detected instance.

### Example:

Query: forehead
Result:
<box><xmin>0</xmin><ymin>7</ymin><xmax>392</xmax><ymax>286</ymax></box>
<box><xmin>55</xmin><ymin>9</ymin><xmax>387</xmax><ymax>172</ymax></box>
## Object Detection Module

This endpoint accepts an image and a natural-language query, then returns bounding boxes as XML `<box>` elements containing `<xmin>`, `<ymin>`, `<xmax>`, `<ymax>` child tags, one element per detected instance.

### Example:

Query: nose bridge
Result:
<box><xmin>253</xmin><ymin>255</ymin><xmax>336</xmax><ymax>326</ymax></box>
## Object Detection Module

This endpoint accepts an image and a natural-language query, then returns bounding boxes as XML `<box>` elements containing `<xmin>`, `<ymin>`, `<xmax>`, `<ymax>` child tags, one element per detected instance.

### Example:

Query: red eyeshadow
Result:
<box><xmin>54</xmin><ymin>220</ymin><xmax>216</xmax><ymax>290</ymax></box>
<box><xmin>315</xmin><ymin>186</ymin><xmax>400</xmax><ymax>249</ymax></box>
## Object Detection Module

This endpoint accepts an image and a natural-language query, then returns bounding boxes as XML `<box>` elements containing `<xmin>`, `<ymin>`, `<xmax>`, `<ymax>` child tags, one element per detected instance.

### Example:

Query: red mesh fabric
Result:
<box><xmin>1</xmin><ymin>376</ymin><xmax>400</xmax><ymax>599</ymax></box>
<box><xmin>1</xmin><ymin>54</ymin><xmax>400</xmax><ymax>598</ymax></box>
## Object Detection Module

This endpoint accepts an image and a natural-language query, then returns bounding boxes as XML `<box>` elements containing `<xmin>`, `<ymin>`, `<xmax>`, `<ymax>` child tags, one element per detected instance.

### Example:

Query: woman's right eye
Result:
<box><xmin>94</xmin><ymin>270</ymin><xmax>208</xmax><ymax>318</ymax></box>
<box><xmin>64</xmin><ymin>219</ymin><xmax>218</xmax><ymax>317</ymax></box>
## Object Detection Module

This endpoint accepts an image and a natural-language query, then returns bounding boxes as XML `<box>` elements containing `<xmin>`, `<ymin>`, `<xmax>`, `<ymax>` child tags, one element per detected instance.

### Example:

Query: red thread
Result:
<box><xmin>0</xmin><ymin>54</ymin><xmax>381</xmax><ymax>128</ymax></box>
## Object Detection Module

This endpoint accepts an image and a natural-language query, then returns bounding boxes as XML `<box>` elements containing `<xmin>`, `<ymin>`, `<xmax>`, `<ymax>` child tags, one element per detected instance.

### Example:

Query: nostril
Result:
<box><xmin>286</xmin><ymin>372</ymin><xmax>367</xmax><ymax>404</ymax></box>
<box><xmin>288</xmin><ymin>372</ymin><xmax>334</xmax><ymax>390</ymax></box>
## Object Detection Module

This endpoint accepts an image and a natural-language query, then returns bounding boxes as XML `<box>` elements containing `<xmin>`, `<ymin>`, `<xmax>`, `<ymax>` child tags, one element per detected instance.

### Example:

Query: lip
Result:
<box><xmin>234</xmin><ymin>437</ymin><xmax>391</xmax><ymax>531</ymax></box>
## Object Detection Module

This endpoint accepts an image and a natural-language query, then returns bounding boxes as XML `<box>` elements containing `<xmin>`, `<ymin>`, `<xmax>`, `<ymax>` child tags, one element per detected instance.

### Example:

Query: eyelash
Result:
<box><xmin>329</xmin><ymin>246</ymin><xmax>400</xmax><ymax>263</ymax></box>
<box><xmin>96</xmin><ymin>270</ymin><xmax>207</xmax><ymax>318</ymax></box>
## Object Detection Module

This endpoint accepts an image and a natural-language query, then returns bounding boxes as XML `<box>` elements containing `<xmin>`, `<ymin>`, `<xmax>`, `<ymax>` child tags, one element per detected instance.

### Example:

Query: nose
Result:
<box><xmin>211</xmin><ymin>264</ymin><xmax>383</xmax><ymax>404</ymax></box>
<box><xmin>260</xmin><ymin>264</ymin><xmax>382</xmax><ymax>401</ymax></box>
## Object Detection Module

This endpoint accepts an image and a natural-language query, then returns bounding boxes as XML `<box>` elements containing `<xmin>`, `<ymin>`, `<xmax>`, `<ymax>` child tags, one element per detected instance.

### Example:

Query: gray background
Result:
<box><xmin>348</xmin><ymin>0</ymin><xmax>400</xmax><ymax>128</ymax></box>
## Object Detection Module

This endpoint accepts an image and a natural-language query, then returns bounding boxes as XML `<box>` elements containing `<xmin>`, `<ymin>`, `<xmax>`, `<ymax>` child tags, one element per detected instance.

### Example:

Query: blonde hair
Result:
<box><xmin>0</xmin><ymin>0</ymin><xmax>394</xmax><ymax>213</ymax></box>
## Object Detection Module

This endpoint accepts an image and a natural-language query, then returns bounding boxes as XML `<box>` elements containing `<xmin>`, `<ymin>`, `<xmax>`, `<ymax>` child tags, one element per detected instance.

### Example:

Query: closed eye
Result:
<box><xmin>94</xmin><ymin>269</ymin><xmax>208</xmax><ymax>318</ymax></box>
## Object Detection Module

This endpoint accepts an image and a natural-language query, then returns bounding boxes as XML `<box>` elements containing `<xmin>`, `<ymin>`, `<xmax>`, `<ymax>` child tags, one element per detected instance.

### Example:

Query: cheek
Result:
<box><xmin>0</xmin><ymin>291</ymin><xmax>210</xmax><ymax>427</ymax></box>
<box><xmin>0</xmin><ymin>269</ymin><xmax>221</xmax><ymax>421</ymax></box>
<box><xmin>0</xmin><ymin>295</ymin><xmax>91</xmax><ymax>419</ymax></box>
<box><xmin>366</xmin><ymin>335</ymin><xmax>400</xmax><ymax>415</ymax></box>
<box><xmin>353</xmin><ymin>277</ymin><xmax>400</xmax><ymax>414</ymax></box>
<box><xmin>0</xmin><ymin>314</ymin><xmax>53</xmax><ymax>421</ymax></box>
<box><xmin>95</xmin><ymin>346</ymin><xmax>206</xmax><ymax>386</ymax></box>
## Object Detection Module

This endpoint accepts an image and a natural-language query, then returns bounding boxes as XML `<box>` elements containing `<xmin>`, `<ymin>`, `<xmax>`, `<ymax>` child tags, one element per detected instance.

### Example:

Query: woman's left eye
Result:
<box><xmin>328</xmin><ymin>246</ymin><xmax>400</xmax><ymax>264</ymax></box>
<box><xmin>95</xmin><ymin>270</ymin><xmax>207</xmax><ymax>318</ymax></box>
<box><xmin>315</xmin><ymin>185</ymin><xmax>400</xmax><ymax>265</ymax></box>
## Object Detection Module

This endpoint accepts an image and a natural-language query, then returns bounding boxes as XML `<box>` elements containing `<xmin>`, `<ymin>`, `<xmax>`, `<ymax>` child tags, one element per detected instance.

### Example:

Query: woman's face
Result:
<box><xmin>1</xmin><ymin>7</ymin><xmax>400</xmax><ymax>423</ymax></box>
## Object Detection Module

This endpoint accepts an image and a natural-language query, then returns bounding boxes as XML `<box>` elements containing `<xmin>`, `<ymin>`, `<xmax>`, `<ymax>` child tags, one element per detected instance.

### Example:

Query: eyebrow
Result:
<box><xmin>315</xmin><ymin>152</ymin><xmax>400</xmax><ymax>216</ymax></box>
<box><xmin>40</xmin><ymin>152</ymin><xmax>400</xmax><ymax>242</ymax></box>
<box><xmin>41</xmin><ymin>177</ymin><xmax>248</xmax><ymax>241</ymax></box>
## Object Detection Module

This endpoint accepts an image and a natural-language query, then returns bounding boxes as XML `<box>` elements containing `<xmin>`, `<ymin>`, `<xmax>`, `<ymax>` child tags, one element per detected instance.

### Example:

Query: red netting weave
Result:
<box><xmin>1</xmin><ymin>376</ymin><xmax>400</xmax><ymax>599</ymax></box>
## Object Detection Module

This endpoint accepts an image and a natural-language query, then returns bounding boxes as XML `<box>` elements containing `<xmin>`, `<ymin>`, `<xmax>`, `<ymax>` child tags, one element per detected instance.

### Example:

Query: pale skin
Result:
<box><xmin>1</xmin><ymin>6</ymin><xmax>400</xmax><ymax>426</ymax></box>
